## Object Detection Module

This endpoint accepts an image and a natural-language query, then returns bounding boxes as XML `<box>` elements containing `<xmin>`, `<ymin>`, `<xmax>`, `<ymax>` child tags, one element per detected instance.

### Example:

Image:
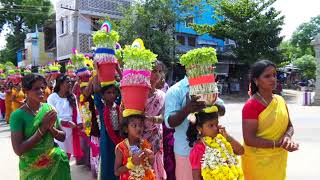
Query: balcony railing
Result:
<box><xmin>79</xmin><ymin>0</ymin><xmax>131</xmax><ymax>17</ymax></box>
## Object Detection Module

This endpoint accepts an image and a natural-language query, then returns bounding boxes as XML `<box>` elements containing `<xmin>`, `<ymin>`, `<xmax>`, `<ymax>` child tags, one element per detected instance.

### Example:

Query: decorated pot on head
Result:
<box><xmin>66</xmin><ymin>61</ymin><xmax>76</xmax><ymax>78</ymax></box>
<box><xmin>70</xmin><ymin>49</ymin><xmax>91</xmax><ymax>85</ymax></box>
<box><xmin>180</xmin><ymin>47</ymin><xmax>219</xmax><ymax>106</ymax></box>
<box><xmin>38</xmin><ymin>66</ymin><xmax>47</xmax><ymax>77</ymax></box>
<box><xmin>92</xmin><ymin>21</ymin><xmax>120</xmax><ymax>87</ymax></box>
<box><xmin>46</xmin><ymin>62</ymin><xmax>61</xmax><ymax>80</ymax></box>
<box><xmin>120</xmin><ymin>39</ymin><xmax>157</xmax><ymax>117</ymax></box>
<box><xmin>0</xmin><ymin>64</ymin><xmax>6</xmax><ymax>84</ymax></box>
<box><xmin>5</xmin><ymin>62</ymin><xmax>18</xmax><ymax>84</ymax></box>
<box><xmin>24</xmin><ymin>68</ymin><xmax>32</xmax><ymax>75</ymax></box>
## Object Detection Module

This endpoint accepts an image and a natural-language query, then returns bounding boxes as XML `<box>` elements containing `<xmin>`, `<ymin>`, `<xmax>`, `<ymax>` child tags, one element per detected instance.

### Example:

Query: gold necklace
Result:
<box><xmin>256</xmin><ymin>92</ymin><xmax>272</xmax><ymax>105</ymax></box>
<box><xmin>25</xmin><ymin>102</ymin><xmax>41</xmax><ymax>116</ymax></box>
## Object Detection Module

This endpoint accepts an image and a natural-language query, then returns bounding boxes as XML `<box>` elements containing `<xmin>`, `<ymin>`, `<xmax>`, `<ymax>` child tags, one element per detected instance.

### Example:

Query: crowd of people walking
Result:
<box><xmin>4</xmin><ymin>58</ymin><xmax>299</xmax><ymax>180</ymax></box>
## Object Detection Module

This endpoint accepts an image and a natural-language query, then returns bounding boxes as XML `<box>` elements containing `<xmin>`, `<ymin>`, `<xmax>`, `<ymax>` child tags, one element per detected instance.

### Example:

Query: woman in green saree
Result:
<box><xmin>10</xmin><ymin>73</ymin><xmax>71</xmax><ymax>180</ymax></box>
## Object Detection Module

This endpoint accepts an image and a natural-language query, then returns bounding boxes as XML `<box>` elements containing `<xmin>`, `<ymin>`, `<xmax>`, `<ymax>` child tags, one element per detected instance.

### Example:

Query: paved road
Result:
<box><xmin>0</xmin><ymin>91</ymin><xmax>319</xmax><ymax>179</ymax></box>
<box><xmin>0</xmin><ymin>121</ymin><xmax>94</xmax><ymax>180</ymax></box>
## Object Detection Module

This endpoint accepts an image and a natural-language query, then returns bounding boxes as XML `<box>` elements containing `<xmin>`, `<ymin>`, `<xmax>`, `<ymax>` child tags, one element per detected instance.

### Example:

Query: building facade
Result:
<box><xmin>175</xmin><ymin>4</ymin><xmax>226</xmax><ymax>53</ymax></box>
<box><xmin>17</xmin><ymin>30</ymin><xmax>56</xmax><ymax>68</ymax></box>
<box><xmin>56</xmin><ymin>0</ymin><xmax>131</xmax><ymax>61</ymax></box>
<box><xmin>174</xmin><ymin>2</ymin><xmax>241</xmax><ymax>93</ymax></box>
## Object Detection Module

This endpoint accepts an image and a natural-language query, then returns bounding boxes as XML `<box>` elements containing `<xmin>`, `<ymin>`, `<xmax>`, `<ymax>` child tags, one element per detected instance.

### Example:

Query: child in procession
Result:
<box><xmin>187</xmin><ymin>105</ymin><xmax>244</xmax><ymax>180</ymax></box>
<box><xmin>114</xmin><ymin>115</ymin><xmax>156</xmax><ymax>180</ymax></box>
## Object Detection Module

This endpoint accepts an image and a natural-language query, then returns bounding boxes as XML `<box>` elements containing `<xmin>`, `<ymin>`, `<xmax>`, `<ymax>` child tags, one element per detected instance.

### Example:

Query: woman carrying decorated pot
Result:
<box><xmin>47</xmin><ymin>74</ymin><xmax>83</xmax><ymax>160</ymax></box>
<box><xmin>91</xmin><ymin>20</ymin><xmax>123</xmax><ymax>180</ymax></box>
<box><xmin>164</xmin><ymin>47</ymin><xmax>225</xmax><ymax>180</ymax></box>
<box><xmin>10</xmin><ymin>73</ymin><xmax>71</xmax><ymax>179</ymax></box>
<box><xmin>144</xmin><ymin>60</ymin><xmax>167</xmax><ymax>180</ymax></box>
<box><xmin>11</xmin><ymin>83</ymin><xmax>25</xmax><ymax>112</ymax></box>
<box><xmin>242</xmin><ymin>60</ymin><xmax>299</xmax><ymax>180</ymax></box>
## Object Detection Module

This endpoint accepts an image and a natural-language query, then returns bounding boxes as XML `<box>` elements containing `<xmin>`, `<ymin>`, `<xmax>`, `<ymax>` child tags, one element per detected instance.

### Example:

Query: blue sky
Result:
<box><xmin>0</xmin><ymin>0</ymin><xmax>319</xmax><ymax>49</ymax></box>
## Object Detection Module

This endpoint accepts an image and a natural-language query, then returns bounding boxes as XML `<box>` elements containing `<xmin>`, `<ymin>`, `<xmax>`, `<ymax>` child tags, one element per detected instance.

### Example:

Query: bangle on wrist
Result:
<box><xmin>273</xmin><ymin>140</ymin><xmax>276</xmax><ymax>149</ymax></box>
<box><xmin>38</xmin><ymin>128</ymin><xmax>44</xmax><ymax>136</ymax></box>
<box><xmin>126</xmin><ymin>157</ymin><xmax>135</xmax><ymax>170</ymax></box>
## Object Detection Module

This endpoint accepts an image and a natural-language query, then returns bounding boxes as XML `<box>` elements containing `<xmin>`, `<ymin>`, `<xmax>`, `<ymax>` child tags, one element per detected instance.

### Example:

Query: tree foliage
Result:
<box><xmin>191</xmin><ymin>0</ymin><xmax>284</xmax><ymax>64</ymax></box>
<box><xmin>110</xmin><ymin>0</ymin><xmax>178</xmax><ymax>67</ymax></box>
<box><xmin>0</xmin><ymin>0</ymin><xmax>53</xmax><ymax>64</ymax></box>
<box><xmin>290</xmin><ymin>15</ymin><xmax>320</xmax><ymax>57</ymax></box>
<box><xmin>293</xmin><ymin>55</ymin><xmax>316</xmax><ymax>79</ymax></box>
<box><xmin>278</xmin><ymin>40</ymin><xmax>302</xmax><ymax>65</ymax></box>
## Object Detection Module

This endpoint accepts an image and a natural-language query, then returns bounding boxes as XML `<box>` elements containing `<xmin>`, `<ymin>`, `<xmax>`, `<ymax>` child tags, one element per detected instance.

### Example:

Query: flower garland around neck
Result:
<box><xmin>201</xmin><ymin>134</ymin><xmax>243</xmax><ymax>180</ymax></box>
<box><xmin>124</xmin><ymin>139</ymin><xmax>155</xmax><ymax>180</ymax></box>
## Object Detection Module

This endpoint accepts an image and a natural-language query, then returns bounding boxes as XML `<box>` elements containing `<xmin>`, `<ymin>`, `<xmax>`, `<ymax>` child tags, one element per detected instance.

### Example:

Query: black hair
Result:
<box><xmin>22</xmin><ymin>73</ymin><xmax>46</xmax><ymax>91</ymax></box>
<box><xmin>54</xmin><ymin>74</ymin><xmax>76</xmax><ymax>107</ymax></box>
<box><xmin>100</xmin><ymin>84</ymin><xmax>117</xmax><ymax>95</ymax></box>
<box><xmin>249</xmin><ymin>60</ymin><xmax>276</xmax><ymax>95</ymax></box>
<box><xmin>186</xmin><ymin>111</ymin><xmax>219</xmax><ymax>147</ymax></box>
<box><xmin>154</xmin><ymin>60</ymin><xmax>167</xmax><ymax>74</ymax></box>
<box><xmin>120</xmin><ymin>114</ymin><xmax>145</xmax><ymax>138</ymax></box>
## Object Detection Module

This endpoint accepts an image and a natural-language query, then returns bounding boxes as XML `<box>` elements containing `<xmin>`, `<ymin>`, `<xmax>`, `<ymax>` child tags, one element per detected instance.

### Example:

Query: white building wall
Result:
<box><xmin>56</xmin><ymin>0</ymin><xmax>132</xmax><ymax>60</ymax></box>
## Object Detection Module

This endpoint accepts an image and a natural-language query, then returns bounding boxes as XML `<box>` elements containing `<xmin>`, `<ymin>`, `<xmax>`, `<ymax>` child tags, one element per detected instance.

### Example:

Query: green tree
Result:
<box><xmin>110</xmin><ymin>0</ymin><xmax>179</xmax><ymax>67</ymax></box>
<box><xmin>293</xmin><ymin>55</ymin><xmax>316</xmax><ymax>79</ymax></box>
<box><xmin>291</xmin><ymin>15</ymin><xmax>320</xmax><ymax>57</ymax></box>
<box><xmin>192</xmin><ymin>0</ymin><xmax>284</xmax><ymax>64</ymax></box>
<box><xmin>278</xmin><ymin>40</ymin><xmax>302</xmax><ymax>66</ymax></box>
<box><xmin>0</xmin><ymin>0</ymin><xmax>53</xmax><ymax>64</ymax></box>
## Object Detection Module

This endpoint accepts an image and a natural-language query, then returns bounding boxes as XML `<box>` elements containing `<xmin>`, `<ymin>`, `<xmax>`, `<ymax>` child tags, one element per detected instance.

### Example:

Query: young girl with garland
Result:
<box><xmin>114</xmin><ymin>114</ymin><xmax>156</xmax><ymax>180</ymax></box>
<box><xmin>187</xmin><ymin>105</ymin><xmax>244</xmax><ymax>180</ymax></box>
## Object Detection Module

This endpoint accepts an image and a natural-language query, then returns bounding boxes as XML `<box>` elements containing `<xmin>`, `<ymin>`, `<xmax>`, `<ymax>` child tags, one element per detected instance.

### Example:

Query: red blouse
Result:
<box><xmin>189</xmin><ymin>141</ymin><xmax>206</xmax><ymax>170</ymax></box>
<box><xmin>242</xmin><ymin>98</ymin><xmax>266</xmax><ymax>120</ymax></box>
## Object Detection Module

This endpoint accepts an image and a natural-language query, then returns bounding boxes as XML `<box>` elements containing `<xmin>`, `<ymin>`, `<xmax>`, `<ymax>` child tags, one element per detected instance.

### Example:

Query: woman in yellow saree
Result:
<box><xmin>5</xmin><ymin>82</ymin><xmax>13</xmax><ymax>123</ymax></box>
<box><xmin>12</xmin><ymin>83</ymin><xmax>25</xmax><ymax>111</ymax></box>
<box><xmin>242</xmin><ymin>60</ymin><xmax>299</xmax><ymax>180</ymax></box>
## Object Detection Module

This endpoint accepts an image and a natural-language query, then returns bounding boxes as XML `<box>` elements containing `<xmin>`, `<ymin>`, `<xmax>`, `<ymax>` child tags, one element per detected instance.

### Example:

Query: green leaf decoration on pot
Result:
<box><xmin>7</xmin><ymin>69</ymin><xmax>15</xmax><ymax>75</ymax></box>
<box><xmin>66</xmin><ymin>61</ymin><xmax>75</xmax><ymax>71</ymax></box>
<box><xmin>47</xmin><ymin>63</ymin><xmax>61</xmax><ymax>72</ymax></box>
<box><xmin>0</xmin><ymin>73</ymin><xmax>6</xmax><ymax>79</ymax></box>
<box><xmin>24</xmin><ymin>69</ymin><xmax>32</xmax><ymax>75</ymax></box>
<box><xmin>70</xmin><ymin>49</ymin><xmax>87</xmax><ymax>70</ymax></box>
<box><xmin>15</xmin><ymin>68</ymin><xmax>21</xmax><ymax>74</ymax></box>
<box><xmin>180</xmin><ymin>47</ymin><xmax>218</xmax><ymax>78</ymax></box>
<box><xmin>0</xmin><ymin>64</ymin><xmax>4</xmax><ymax>72</ymax></box>
<box><xmin>92</xmin><ymin>21</ymin><xmax>120</xmax><ymax>49</ymax></box>
<box><xmin>39</xmin><ymin>67</ymin><xmax>46</xmax><ymax>75</ymax></box>
<box><xmin>122</xmin><ymin>39</ymin><xmax>157</xmax><ymax>71</ymax></box>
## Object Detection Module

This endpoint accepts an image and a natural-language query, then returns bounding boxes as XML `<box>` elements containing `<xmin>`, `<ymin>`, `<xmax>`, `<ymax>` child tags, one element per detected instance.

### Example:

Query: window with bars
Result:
<box><xmin>61</xmin><ymin>18</ymin><xmax>65</xmax><ymax>34</ymax></box>
<box><xmin>188</xmin><ymin>36</ymin><xmax>196</xmax><ymax>47</ymax></box>
<box><xmin>177</xmin><ymin>35</ymin><xmax>185</xmax><ymax>45</ymax></box>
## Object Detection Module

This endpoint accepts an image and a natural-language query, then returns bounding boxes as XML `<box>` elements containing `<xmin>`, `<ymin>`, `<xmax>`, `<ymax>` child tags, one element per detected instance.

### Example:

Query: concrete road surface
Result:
<box><xmin>0</xmin><ymin>90</ymin><xmax>319</xmax><ymax>179</ymax></box>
